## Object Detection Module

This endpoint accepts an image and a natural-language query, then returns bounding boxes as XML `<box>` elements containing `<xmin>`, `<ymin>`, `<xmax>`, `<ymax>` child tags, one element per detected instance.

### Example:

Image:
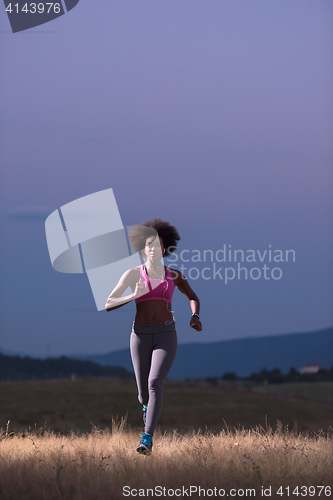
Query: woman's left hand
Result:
<box><xmin>190</xmin><ymin>316</ymin><xmax>202</xmax><ymax>331</ymax></box>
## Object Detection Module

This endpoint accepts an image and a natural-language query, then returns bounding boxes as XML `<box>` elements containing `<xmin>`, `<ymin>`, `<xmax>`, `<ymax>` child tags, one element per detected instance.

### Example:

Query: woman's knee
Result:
<box><xmin>149</xmin><ymin>376</ymin><xmax>164</xmax><ymax>394</ymax></box>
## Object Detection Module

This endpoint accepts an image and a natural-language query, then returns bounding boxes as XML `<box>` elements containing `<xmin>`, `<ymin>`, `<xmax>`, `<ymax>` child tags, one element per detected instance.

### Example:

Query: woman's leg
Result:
<box><xmin>145</xmin><ymin>331</ymin><xmax>177</xmax><ymax>436</ymax></box>
<box><xmin>130</xmin><ymin>331</ymin><xmax>152</xmax><ymax>406</ymax></box>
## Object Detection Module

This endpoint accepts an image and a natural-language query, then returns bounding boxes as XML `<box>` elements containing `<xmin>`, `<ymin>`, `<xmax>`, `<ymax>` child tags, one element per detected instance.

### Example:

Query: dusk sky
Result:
<box><xmin>0</xmin><ymin>0</ymin><xmax>332</xmax><ymax>359</ymax></box>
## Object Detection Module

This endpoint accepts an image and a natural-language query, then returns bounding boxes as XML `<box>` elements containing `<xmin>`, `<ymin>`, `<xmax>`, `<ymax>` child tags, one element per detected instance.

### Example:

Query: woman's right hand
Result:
<box><xmin>133</xmin><ymin>277</ymin><xmax>145</xmax><ymax>299</ymax></box>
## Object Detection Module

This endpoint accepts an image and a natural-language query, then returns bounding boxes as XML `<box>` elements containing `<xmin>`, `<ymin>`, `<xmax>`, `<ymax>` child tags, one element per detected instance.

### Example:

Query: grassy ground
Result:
<box><xmin>0</xmin><ymin>422</ymin><xmax>332</xmax><ymax>500</ymax></box>
<box><xmin>1</xmin><ymin>379</ymin><xmax>332</xmax><ymax>499</ymax></box>
<box><xmin>1</xmin><ymin>378</ymin><xmax>332</xmax><ymax>435</ymax></box>
<box><xmin>242</xmin><ymin>381</ymin><xmax>333</xmax><ymax>401</ymax></box>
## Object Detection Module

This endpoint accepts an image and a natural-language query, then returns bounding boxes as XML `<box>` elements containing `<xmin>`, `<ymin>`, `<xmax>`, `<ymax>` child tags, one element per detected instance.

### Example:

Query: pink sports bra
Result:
<box><xmin>135</xmin><ymin>265</ymin><xmax>175</xmax><ymax>304</ymax></box>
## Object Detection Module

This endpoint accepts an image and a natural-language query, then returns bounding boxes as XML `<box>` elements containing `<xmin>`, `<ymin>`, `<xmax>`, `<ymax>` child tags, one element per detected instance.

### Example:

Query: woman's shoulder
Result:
<box><xmin>129</xmin><ymin>265</ymin><xmax>142</xmax><ymax>276</ymax></box>
<box><xmin>131</xmin><ymin>265</ymin><xmax>142</xmax><ymax>271</ymax></box>
<box><xmin>167</xmin><ymin>267</ymin><xmax>187</xmax><ymax>284</ymax></box>
<box><xmin>120</xmin><ymin>265</ymin><xmax>141</xmax><ymax>281</ymax></box>
<box><xmin>167</xmin><ymin>266</ymin><xmax>185</xmax><ymax>275</ymax></box>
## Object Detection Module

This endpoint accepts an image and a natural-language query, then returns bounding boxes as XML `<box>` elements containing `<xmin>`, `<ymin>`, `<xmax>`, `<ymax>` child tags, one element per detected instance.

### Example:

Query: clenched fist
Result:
<box><xmin>134</xmin><ymin>277</ymin><xmax>146</xmax><ymax>299</ymax></box>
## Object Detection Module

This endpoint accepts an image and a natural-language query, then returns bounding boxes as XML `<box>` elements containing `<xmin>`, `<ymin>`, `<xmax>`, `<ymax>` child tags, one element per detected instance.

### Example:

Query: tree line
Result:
<box><xmin>205</xmin><ymin>366</ymin><xmax>333</xmax><ymax>385</ymax></box>
<box><xmin>0</xmin><ymin>353</ymin><xmax>133</xmax><ymax>381</ymax></box>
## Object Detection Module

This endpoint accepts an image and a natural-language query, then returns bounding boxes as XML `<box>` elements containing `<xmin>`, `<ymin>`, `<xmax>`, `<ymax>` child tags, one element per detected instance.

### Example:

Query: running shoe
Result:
<box><xmin>142</xmin><ymin>404</ymin><xmax>147</xmax><ymax>425</ymax></box>
<box><xmin>136</xmin><ymin>432</ymin><xmax>153</xmax><ymax>455</ymax></box>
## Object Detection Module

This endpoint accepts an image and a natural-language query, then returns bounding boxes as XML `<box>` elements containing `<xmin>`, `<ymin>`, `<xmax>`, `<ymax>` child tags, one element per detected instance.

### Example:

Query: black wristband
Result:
<box><xmin>191</xmin><ymin>313</ymin><xmax>200</xmax><ymax>320</ymax></box>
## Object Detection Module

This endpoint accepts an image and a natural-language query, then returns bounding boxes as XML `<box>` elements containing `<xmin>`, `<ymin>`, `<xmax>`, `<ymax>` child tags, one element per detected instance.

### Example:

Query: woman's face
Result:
<box><xmin>144</xmin><ymin>236</ymin><xmax>165</xmax><ymax>262</ymax></box>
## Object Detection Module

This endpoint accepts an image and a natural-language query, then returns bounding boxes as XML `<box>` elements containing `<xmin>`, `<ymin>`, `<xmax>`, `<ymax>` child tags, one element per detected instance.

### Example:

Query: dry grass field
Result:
<box><xmin>0</xmin><ymin>379</ymin><xmax>332</xmax><ymax>499</ymax></box>
<box><xmin>0</xmin><ymin>420</ymin><xmax>332</xmax><ymax>500</ymax></box>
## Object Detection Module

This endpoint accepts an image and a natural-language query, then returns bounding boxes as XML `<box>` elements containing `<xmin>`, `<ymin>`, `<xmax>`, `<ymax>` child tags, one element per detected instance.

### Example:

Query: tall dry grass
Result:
<box><xmin>0</xmin><ymin>418</ymin><xmax>332</xmax><ymax>500</ymax></box>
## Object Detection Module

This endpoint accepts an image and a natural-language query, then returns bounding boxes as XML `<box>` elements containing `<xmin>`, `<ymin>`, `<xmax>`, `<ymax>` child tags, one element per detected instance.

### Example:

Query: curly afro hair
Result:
<box><xmin>128</xmin><ymin>218</ymin><xmax>180</xmax><ymax>257</ymax></box>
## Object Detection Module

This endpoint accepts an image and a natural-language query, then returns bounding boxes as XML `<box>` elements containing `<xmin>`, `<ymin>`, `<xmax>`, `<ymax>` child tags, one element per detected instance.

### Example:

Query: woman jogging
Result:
<box><xmin>105</xmin><ymin>218</ymin><xmax>202</xmax><ymax>455</ymax></box>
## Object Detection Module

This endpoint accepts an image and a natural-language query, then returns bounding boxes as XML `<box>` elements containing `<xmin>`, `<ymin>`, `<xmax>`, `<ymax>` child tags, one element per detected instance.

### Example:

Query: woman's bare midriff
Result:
<box><xmin>135</xmin><ymin>300</ymin><xmax>174</xmax><ymax>324</ymax></box>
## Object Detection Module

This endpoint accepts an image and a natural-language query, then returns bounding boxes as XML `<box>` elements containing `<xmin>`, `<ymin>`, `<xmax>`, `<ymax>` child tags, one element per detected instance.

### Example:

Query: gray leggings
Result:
<box><xmin>130</xmin><ymin>321</ymin><xmax>177</xmax><ymax>436</ymax></box>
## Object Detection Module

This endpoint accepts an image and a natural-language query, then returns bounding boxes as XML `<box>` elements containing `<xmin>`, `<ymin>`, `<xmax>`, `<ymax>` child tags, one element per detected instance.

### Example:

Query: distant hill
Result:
<box><xmin>0</xmin><ymin>347</ymin><xmax>28</xmax><ymax>357</ymax></box>
<box><xmin>0</xmin><ymin>353</ymin><xmax>133</xmax><ymax>381</ymax></box>
<box><xmin>70</xmin><ymin>327</ymin><xmax>333</xmax><ymax>379</ymax></box>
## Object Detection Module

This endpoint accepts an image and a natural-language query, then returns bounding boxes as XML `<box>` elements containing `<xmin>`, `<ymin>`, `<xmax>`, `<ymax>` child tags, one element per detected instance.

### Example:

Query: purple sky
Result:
<box><xmin>0</xmin><ymin>0</ymin><xmax>332</xmax><ymax>358</ymax></box>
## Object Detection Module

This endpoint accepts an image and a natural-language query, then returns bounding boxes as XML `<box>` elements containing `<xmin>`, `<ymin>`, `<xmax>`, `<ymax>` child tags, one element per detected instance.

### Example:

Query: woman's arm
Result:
<box><xmin>105</xmin><ymin>268</ymin><xmax>144</xmax><ymax>312</ymax></box>
<box><xmin>172</xmin><ymin>269</ymin><xmax>202</xmax><ymax>331</ymax></box>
